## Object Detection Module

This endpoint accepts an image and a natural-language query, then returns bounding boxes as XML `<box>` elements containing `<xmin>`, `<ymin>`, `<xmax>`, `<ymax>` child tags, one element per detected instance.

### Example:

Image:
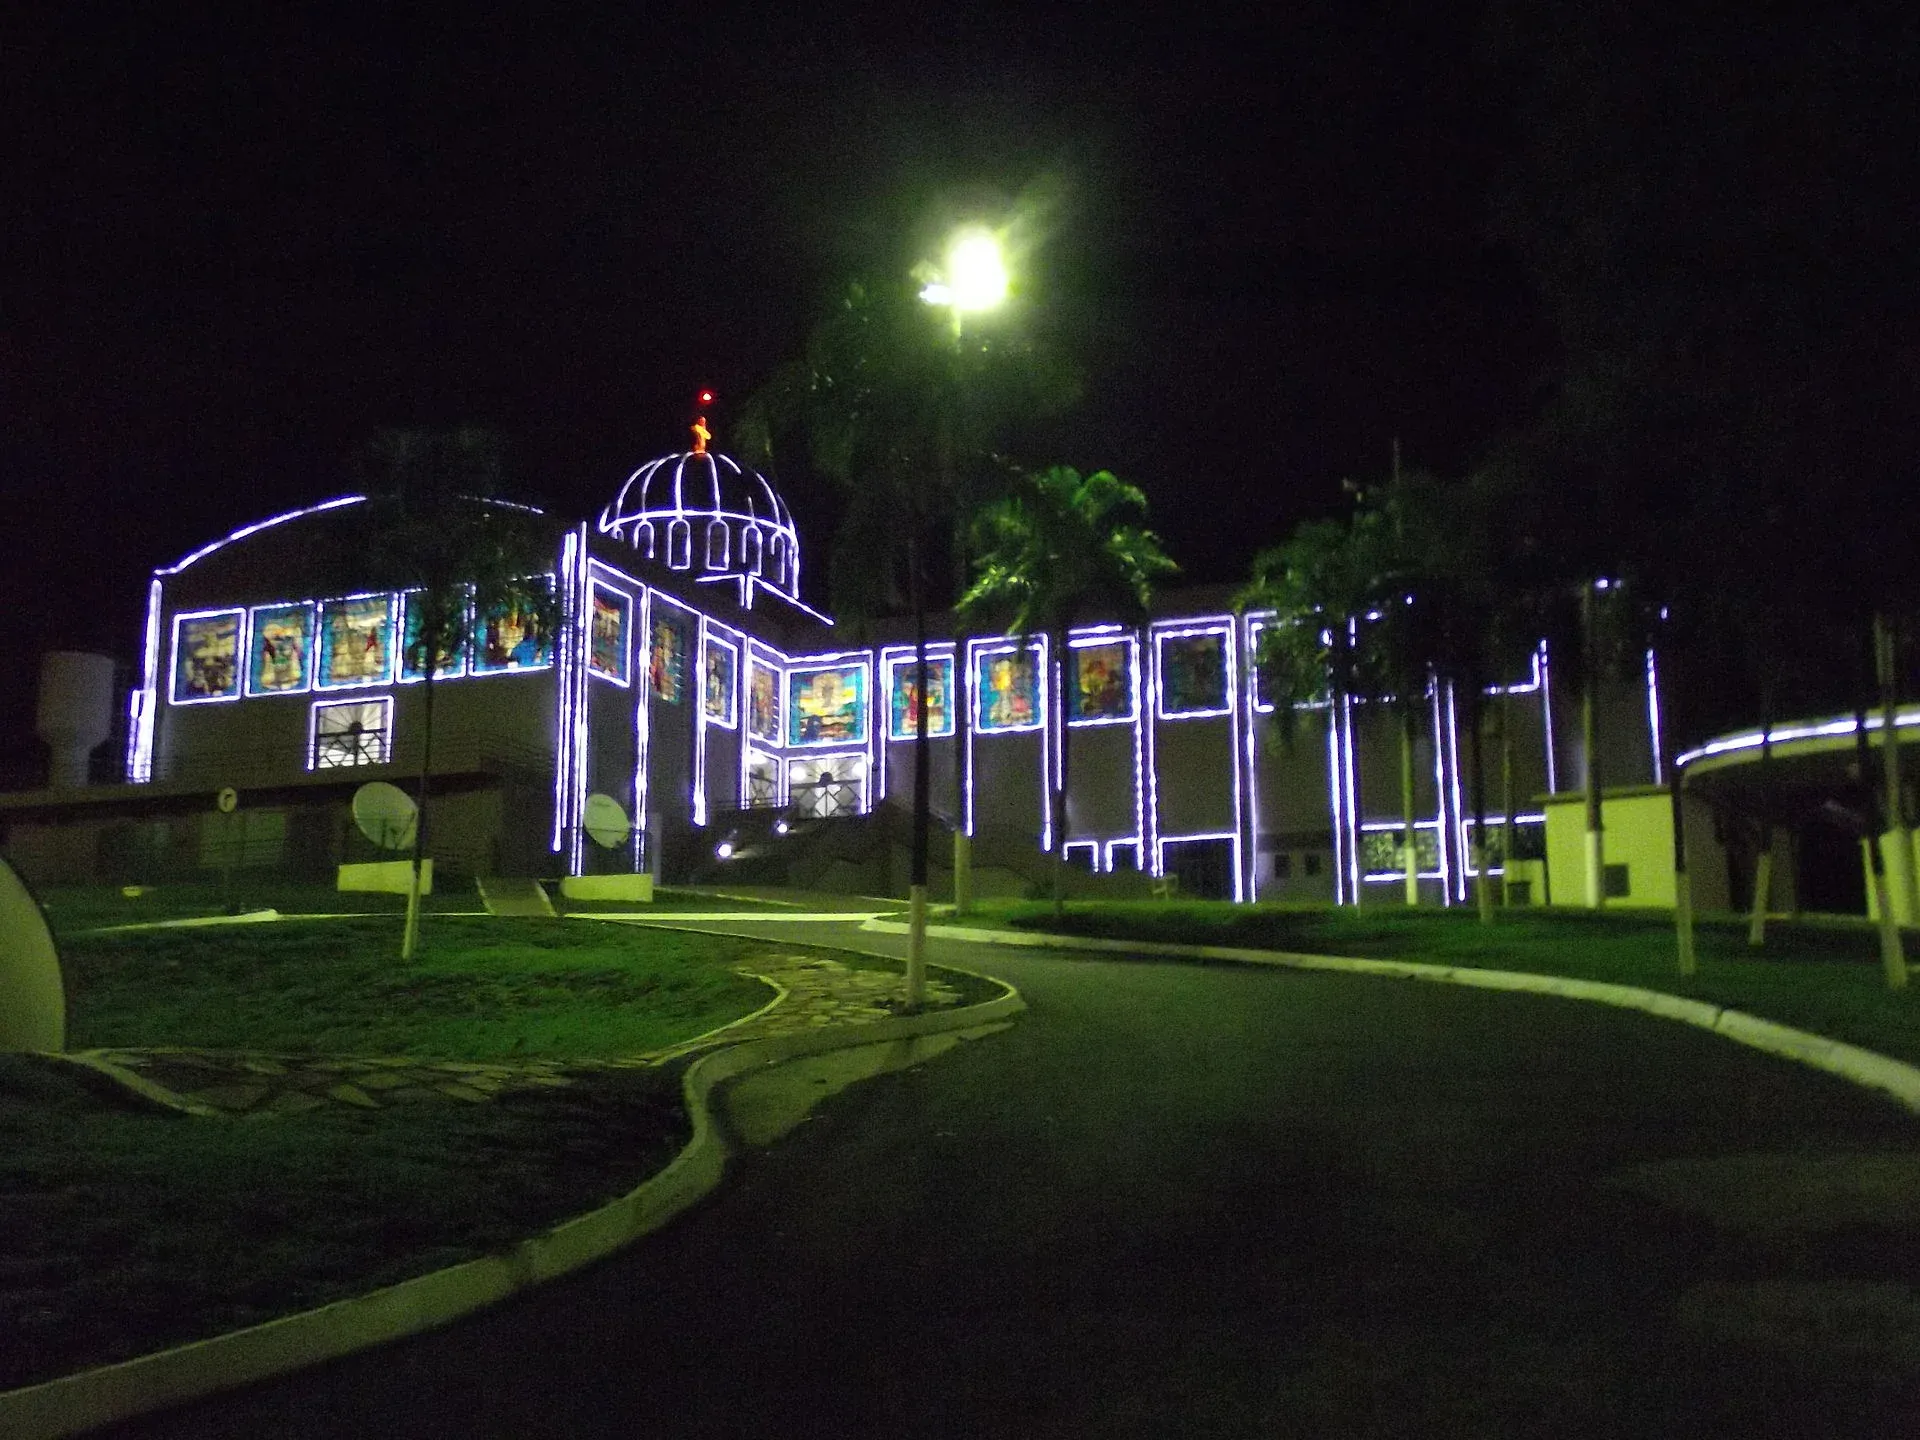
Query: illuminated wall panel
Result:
<box><xmin>170</xmin><ymin>608</ymin><xmax>245</xmax><ymax>705</ymax></box>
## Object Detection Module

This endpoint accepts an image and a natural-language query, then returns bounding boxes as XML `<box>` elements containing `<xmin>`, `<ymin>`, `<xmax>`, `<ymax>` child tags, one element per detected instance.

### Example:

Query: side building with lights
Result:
<box><xmin>2</xmin><ymin>423</ymin><xmax>1680</xmax><ymax>907</ymax></box>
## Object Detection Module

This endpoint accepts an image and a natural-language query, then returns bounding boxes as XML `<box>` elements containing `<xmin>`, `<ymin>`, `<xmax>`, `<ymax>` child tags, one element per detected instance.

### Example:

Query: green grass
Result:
<box><xmin>61</xmin><ymin>916</ymin><xmax>777</xmax><ymax>1059</ymax></box>
<box><xmin>966</xmin><ymin>899</ymin><xmax>1920</xmax><ymax>1068</ymax></box>
<box><xmin>0</xmin><ymin>1052</ymin><xmax>689</xmax><ymax>1391</ymax></box>
<box><xmin>34</xmin><ymin>881</ymin><xmax>798</xmax><ymax>937</ymax></box>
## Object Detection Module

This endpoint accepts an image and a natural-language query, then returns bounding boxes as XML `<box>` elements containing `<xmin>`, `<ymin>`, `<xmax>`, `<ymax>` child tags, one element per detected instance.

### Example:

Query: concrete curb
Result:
<box><xmin>863</xmin><ymin>918</ymin><xmax>1920</xmax><ymax>1116</ymax></box>
<box><xmin>45</xmin><ymin>1051</ymin><xmax>220</xmax><ymax>1118</ymax></box>
<box><xmin>0</xmin><ymin>984</ymin><xmax>1024</xmax><ymax>1439</ymax></box>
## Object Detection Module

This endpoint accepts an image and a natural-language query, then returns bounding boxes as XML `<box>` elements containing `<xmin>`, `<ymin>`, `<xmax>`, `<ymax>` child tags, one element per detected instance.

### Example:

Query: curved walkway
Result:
<box><xmin>66</xmin><ymin>950</ymin><xmax>966</xmax><ymax>1117</ymax></box>
<box><xmin>103</xmin><ymin>920</ymin><xmax>1920</xmax><ymax>1438</ymax></box>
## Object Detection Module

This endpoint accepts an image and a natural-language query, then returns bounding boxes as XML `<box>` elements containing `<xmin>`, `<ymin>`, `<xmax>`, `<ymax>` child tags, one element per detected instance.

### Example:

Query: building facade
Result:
<box><xmin>3</xmin><ymin>429</ymin><xmax>1669</xmax><ymax>903</ymax></box>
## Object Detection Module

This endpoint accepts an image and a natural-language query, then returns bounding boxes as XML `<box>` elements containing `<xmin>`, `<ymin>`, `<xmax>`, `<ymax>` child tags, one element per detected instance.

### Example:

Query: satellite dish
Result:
<box><xmin>352</xmin><ymin>781</ymin><xmax>418</xmax><ymax>850</ymax></box>
<box><xmin>583</xmin><ymin>793</ymin><xmax>631</xmax><ymax>849</ymax></box>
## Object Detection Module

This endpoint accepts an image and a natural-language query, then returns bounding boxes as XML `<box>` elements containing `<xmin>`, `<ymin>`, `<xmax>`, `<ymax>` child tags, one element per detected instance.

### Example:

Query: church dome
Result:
<box><xmin>597</xmin><ymin>423</ymin><xmax>802</xmax><ymax>603</ymax></box>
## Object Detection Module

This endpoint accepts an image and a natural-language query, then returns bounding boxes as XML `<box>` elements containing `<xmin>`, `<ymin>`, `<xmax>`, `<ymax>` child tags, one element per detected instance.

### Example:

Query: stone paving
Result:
<box><xmin>75</xmin><ymin>956</ymin><xmax>966</xmax><ymax>1118</ymax></box>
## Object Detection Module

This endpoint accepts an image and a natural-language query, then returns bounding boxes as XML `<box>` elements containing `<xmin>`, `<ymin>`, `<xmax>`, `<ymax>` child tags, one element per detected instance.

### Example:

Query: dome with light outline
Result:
<box><xmin>597</xmin><ymin>429</ymin><xmax>802</xmax><ymax>603</ymax></box>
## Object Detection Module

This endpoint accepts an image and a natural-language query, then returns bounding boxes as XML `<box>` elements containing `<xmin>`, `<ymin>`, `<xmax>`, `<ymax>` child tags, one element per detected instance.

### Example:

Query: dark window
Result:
<box><xmin>1274</xmin><ymin>853</ymin><xmax>1293</xmax><ymax>879</ymax></box>
<box><xmin>1604</xmin><ymin>863</ymin><xmax>1631</xmax><ymax>899</ymax></box>
<box><xmin>1305</xmin><ymin>852</ymin><xmax>1323</xmax><ymax>877</ymax></box>
<box><xmin>1163</xmin><ymin>837</ymin><xmax>1233</xmax><ymax>900</ymax></box>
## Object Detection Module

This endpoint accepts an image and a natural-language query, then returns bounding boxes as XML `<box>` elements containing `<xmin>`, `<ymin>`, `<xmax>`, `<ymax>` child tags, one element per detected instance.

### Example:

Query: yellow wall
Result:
<box><xmin>337</xmin><ymin>860</ymin><xmax>432</xmax><ymax>895</ymax></box>
<box><xmin>1543</xmin><ymin>789</ymin><xmax>1675</xmax><ymax>907</ymax></box>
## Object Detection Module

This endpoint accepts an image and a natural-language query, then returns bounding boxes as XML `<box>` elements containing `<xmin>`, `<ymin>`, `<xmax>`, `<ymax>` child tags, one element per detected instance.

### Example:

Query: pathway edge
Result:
<box><xmin>863</xmin><ymin>918</ymin><xmax>1920</xmax><ymax>1115</ymax></box>
<box><xmin>0</xmin><ymin>984</ymin><xmax>1024</xmax><ymax>1440</ymax></box>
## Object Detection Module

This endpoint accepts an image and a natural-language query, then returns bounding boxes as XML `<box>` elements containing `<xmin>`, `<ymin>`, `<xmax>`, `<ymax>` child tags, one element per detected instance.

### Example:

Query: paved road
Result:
<box><xmin>110</xmin><ymin>923</ymin><xmax>1920</xmax><ymax>1438</ymax></box>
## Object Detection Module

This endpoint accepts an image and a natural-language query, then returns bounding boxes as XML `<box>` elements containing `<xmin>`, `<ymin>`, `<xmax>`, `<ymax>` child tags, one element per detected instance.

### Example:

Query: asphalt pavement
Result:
<box><xmin>103</xmin><ymin>920</ymin><xmax>1920</xmax><ymax>1438</ymax></box>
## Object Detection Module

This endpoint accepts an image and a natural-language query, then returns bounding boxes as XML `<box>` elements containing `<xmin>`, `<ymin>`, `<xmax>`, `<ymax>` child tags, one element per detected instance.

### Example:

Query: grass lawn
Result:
<box><xmin>967</xmin><ymin>899</ymin><xmax>1920</xmax><ymax>1069</ymax></box>
<box><xmin>34</xmin><ymin>881</ymin><xmax>795</xmax><ymax>937</ymax></box>
<box><xmin>2</xmin><ymin>914</ymin><xmax>914</xmax><ymax>1392</ymax></box>
<box><xmin>61</xmin><ymin>915</ymin><xmax>776</xmax><ymax>1059</ymax></box>
<box><xmin>0</xmin><ymin>1052</ymin><xmax>688</xmax><ymax>1391</ymax></box>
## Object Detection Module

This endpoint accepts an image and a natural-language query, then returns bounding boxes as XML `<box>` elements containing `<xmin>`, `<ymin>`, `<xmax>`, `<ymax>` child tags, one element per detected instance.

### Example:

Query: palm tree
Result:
<box><xmin>351</xmin><ymin>429</ymin><xmax>558</xmax><ymax>959</ymax></box>
<box><xmin>958</xmin><ymin>465</ymin><xmax>1177</xmax><ymax>917</ymax></box>
<box><xmin>1235</xmin><ymin>506</ymin><xmax>1402</xmax><ymax>906</ymax></box>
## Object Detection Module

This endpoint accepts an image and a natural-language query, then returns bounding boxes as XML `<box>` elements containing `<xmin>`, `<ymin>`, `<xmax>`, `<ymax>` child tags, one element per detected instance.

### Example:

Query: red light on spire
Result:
<box><xmin>698</xmin><ymin>389</ymin><xmax>715</xmax><ymax>407</ymax></box>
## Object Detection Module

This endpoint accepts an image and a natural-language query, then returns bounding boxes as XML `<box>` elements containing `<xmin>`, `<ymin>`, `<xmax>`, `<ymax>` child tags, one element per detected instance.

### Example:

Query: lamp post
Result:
<box><xmin>915</xmin><ymin>228</ymin><xmax>1009</xmax><ymax>950</ymax></box>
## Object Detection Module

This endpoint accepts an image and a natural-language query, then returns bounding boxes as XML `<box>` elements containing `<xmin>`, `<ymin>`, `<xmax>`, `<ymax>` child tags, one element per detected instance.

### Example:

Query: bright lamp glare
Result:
<box><xmin>716</xmin><ymin>841</ymin><xmax>735</xmax><ymax>860</ymax></box>
<box><xmin>946</xmin><ymin>231</ymin><xmax>1008</xmax><ymax>312</ymax></box>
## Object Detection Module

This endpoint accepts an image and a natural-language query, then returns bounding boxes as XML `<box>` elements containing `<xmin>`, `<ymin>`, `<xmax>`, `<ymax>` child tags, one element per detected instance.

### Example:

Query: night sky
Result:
<box><xmin>4</xmin><ymin>3</ymin><xmax>1548</xmax><ymax>762</ymax></box>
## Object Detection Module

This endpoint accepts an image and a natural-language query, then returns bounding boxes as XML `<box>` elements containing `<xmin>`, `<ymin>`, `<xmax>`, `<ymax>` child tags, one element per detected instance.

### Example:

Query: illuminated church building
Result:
<box><xmin>7</xmin><ymin>415</ymin><xmax>1674</xmax><ymax>905</ymax></box>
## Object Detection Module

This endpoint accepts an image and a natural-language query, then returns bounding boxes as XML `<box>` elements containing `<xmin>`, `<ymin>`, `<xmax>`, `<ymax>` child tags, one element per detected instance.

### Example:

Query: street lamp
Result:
<box><xmin>917</xmin><ymin>227</ymin><xmax>1009</xmax><ymax>326</ymax></box>
<box><xmin>899</xmin><ymin>224</ymin><xmax>1012</xmax><ymax>995</ymax></box>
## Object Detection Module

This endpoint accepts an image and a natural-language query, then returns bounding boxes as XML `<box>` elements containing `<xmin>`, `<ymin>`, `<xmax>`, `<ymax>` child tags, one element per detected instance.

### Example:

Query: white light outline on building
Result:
<box><xmin>1062</xmin><ymin>838</ymin><xmax>1100</xmax><ymax>871</ymax></box>
<box><xmin>784</xmin><ymin>657</ymin><xmax>873</xmax><ymax>751</ymax></box>
<box><xmin>311</xmin><ymin>592</ymin><xmax>399</xmax><ymax>693</ymax></box>
<box><xmin>691</xmin><ymin>617</ymin><xmax>747</xmax><ymax>827</ymax></box>
<box><xmin>1646</xmin><ymin>647</ymin><xmax>1664</xmax><ymax>785</ymax></box>
<box><xmin>703</xmin><ymin>631</ymin><xmax>741</xmax><ymax>730</ymax></box>
<box><xmin>785</xmin><ymin>750</ymin><xmax>870</xmax><ymax>817</ymax></box>
<box><xmin>632</xmin><ymin>587</ymin><xmax>653</xmax><ymax>866</ymax></box>
<box><xmin>242</xmin><ymin>600</ymin><xmax>318</xmax><ymax>698</ymax></box>
<box><xmin>1104</xmin><ymin>838</ymin><xmax>1143</xmax><ymax>873</ymax></box>
<box><xmin>880</xmin><ymin>646</ymin><xmax>958</xmax><ymax>745</ymax></box>
<box><xmin>966</xmin><ymin>635</ymin><xmax>1052</xmax><ymax>850</ymax></box>
<box><xmin>1326</xmin><ymin>711</ymin><xmax>1346</xmax><ymax>904</ymax></box>
<box><xmin>1358</xmin><ymin>818</ymin><xmax>1448</xmax><ymax>882</ymax></box>
<box><xmin>1445</xmin><ymin>680</ymin><xmax>1469</xmax><ymax>900</ymax></box>
<box><xmin>128</xmin><ymin>578</ymin><xmax>164</xmax><ymax>781</ymax></box>
<box><xmin>1146</xmin><ymin>615</ymin><xmax>1244</xmax><ymax>899</ymax></box>
<box><xmin>470</xmin><ymin>574</ymin><xmax>558</xmax><ymax>677</ymax></box>
<box><xmin>168</xmin><ymin>607</ymin><xmax>248</xmax><ymax>707</ymax></box>
<box><xmin>1242</xmin><ymin>613</ymin><xmax>1263</xmax><ymax>899</ymax></box>
<box><xmin>157</xmin><ymin>495</ymin><xmax>368</xmax><ymax>576</ymax></box>
<box><xmin>642</xmin><ymin>588</ymin><xmax>703</xmax><ymax>705</ymax></box>
<box><xmin>969</xmin><ymin>639</ymin><xmax>1048</xmax><ymax>735</ymax></box>
<box><xmin>393</xmin><ymin>588</ymin><xmax>474</xmax><ymax>686</ymax></box>
<box><xmin>585</xmin><ymin>580</ymin><xmax>634</xmax><ymax>688</ymax></box>
<box><xmin>744</xmin><ymin>745</ymin><xmax>784</xmax><ymax>809</ymax></box>
<box><xmin>1430</xmin><ymin>680</ymin><xmax>1453</xmax><ymax>905</ymax></box>
<box><xmin>1156</xmin><ymin>831</ymin><xmax>1241</xmax><ymax>892</ymax></box>
<box><xmin>569</xmin><ymin>524</ymin><xmax>592</xmax><ymax>874</ymax></box>
<box><xmin>551</xmin><ymin>533</ymin><xmax>580</xmax><ymax>858</ymax></box>
<box><xmin>1342</xmin><ymin>690</ymin><xmax>1361</xmax><ymax>905</ymax></box>
<box><xmin>1539</xmin><ymin>640</ymin><xmax>1558</xmax><ymax>794</ymax></box>
<box><xmin>306</xmin><ymin>694</ymin><xmax>394</xmax><ymax>772</ymax></box>
<box><xmin>1153</xmin><ymin>623</ymin><xmax>1235</xmax><ymax>720</ymax></box>
<box><xmin>1144</xmin><ymin>627</ymin><xmax>1162</xmax><ymax>873</ymax></box>
<box><xmin>743</xmin><ymin>645</ymin><xmax>787</xmax><ymax>750</ymax></box>
<box><xmin>1675</xmin><ymin>711</ymin><xmax>1920</xmax><ymax>772</ymax></box>
<box><xmin>1064</xmin><ymin>632</ymin><xmax>1139</xmax><ymax>729</ymax></box>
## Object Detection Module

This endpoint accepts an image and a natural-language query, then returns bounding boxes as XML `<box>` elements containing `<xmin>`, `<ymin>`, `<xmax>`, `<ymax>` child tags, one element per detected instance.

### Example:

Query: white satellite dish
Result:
<box><xmin>352</xmin><ymin>781</ymin><xmax>418</xmax><ymax>850</ymax></box>
<box><xmin>583</xmin><ymin>793</ymin><xmax>631</xmax><ymax>849</ymax></box>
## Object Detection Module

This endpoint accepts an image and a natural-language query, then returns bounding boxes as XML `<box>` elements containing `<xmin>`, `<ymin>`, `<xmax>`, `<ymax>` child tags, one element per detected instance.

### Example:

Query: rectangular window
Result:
<box><xmin>310</xmin><ymin>697</ymin><xmax>393</xmax><ymax>770</ymax></box>
<box><xmin>472</xmin><ymin>579</ymin><xmax>554</xmax><ymax>675</ymax></box>
<box><xmin>1155</xmin><ymin>628</ymin><xmax>1231</xmax><ymax>719</ymax></box>
<box><xmin>974</xmin><ymin>643</ymin><xmax>1045</xmax><ymax>733</ymax></box>
<box><xmin>748</xmin><ymin>660</ymin><xmax>781</xmax><ymax>744</ymax></box>
<box><xmin>247</xmin><ymin>602</ymin><xmax>314</xmax><ymax>696</ymax></box>
<box><xmin>647</xmin><ymin>600</ymin><xmax>692</xmax><ymax>699</ymax></box>
<box><xmin>787</xmin><ymin>755</ymin><xmax>867</xmax><ymax>817</ymax></box>
<box><xmin>703</xmin><ymin>634</ymin><xmax>738</xmax><ymax>726</ymax></box>
<box><xmin>886</xmin><ymin>653</ymin><xmax>956</xmax><ymax>739</ymax></box>
<box><xmin>315</xmin><ymin>595</ymin><xmax>396</xmax><ymax>690</ymax></box>
<box><xmin>788</xmin><ymin>664</ymin><xmax>868</xmax><ymax>747</ymax></box>
<box><xmin>171</xmin><ymin>609</ymin><xmax>245</xmax><ymax>704</ymax></box>
<box><xmin>1067</xmin><ymin>637</ymin><xmax>1136</xmax><ymax>726</ymax></box>
<box><xmin>586</xmin><ymin>583</ymin><xmax>631</xmax><ymax>686</ymax></box>
<box><xmin>398</xmin><ymin>587</ymin><xmax>471</xmax><ymax>683</ymax></box>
